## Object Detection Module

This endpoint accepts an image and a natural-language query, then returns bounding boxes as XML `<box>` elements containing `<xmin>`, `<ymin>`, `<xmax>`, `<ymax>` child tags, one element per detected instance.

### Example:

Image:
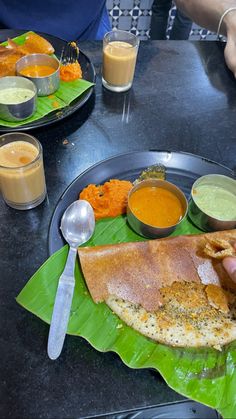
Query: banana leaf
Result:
<box><xmin>16</xmin><ymin>215</ymin><xmax>236</xmax><ymax>418</ymax></box>
<box><xmin>0</xmin><ymin>32</ymin><xmax>94</xmax><ymax>127</ymax></box>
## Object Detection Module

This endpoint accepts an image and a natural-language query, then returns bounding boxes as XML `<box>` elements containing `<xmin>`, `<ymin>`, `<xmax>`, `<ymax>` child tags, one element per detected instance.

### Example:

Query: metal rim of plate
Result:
<box><xmin>0</xmin><ymin>29</ymin><xmax>96</xmax><ymax>132</ymax></box>
<box><xmin>48</xmin><ymin>150</ymin><xmax>235</xmax><ymax>255</ymax></box>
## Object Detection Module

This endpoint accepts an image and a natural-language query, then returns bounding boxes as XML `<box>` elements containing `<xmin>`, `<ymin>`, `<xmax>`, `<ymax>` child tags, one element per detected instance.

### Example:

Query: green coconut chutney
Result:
<box><xmin>0</xmin><ymin>88</ymin><xmax>34</xmax><ymax>104</ymax></box>
<box><xmin>192</xmin><ymin>184</ymin><xmax>236</xmax><ymax>220</ymax></box>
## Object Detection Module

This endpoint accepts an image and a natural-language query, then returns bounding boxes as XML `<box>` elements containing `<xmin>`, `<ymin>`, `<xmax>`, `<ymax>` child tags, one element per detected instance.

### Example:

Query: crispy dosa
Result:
<box><xmin>0</xmin><ymin>33</ymin><xmax>54</xmax><ymax>78</ymax></box>
<box><xmin>107</xmin><ymin>283</ymin><xmax>236</xmax><ymax>350</ymax></box>
<box><xmin>79</xmin><ymin>229</ymin><xmax>236</xmax><ymax>311</ymax></box>
<box><xmin>78</xmin><ymin>229</ymin><xmax>236</xmax><ymax>349</ymax></box>
<box><xmin>6</xmin><ymin>34</ymin><xmax>54</xmax><ymax>55</ymax></box>
<box><xmin>0</xmin><ymin>51</ymin><xmax>23</xmax><ymax>77</ymax></box>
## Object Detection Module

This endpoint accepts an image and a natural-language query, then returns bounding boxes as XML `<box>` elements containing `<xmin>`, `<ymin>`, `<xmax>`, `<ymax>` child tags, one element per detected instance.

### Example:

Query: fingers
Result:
<box><xmin>223</xmin><ymin>257</ymin><xmax>236</xmax><ymax>283</ymax></box>
<box><xmin>224</xmin><ymin>34</ymin><xmax>236</xmax><ymax>78</ymax></box>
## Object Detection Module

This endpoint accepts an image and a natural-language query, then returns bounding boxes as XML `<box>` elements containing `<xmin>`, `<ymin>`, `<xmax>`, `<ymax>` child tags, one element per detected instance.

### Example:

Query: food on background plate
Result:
<box><xmin>0</xmin><ymin>32</ymin><xmax>83</xmax><ymax>82</ymax></box>
<box><xmin>0</xmin><ymin>33</ymin><xmax>55</xmax><ymax>78</ymax></box>
<box><xmin>78</xmin><ymin>229</ymin><xmax>236</xmax><ymax>349</ymax></box>
<box><xmin>10</xmin><ymin>33</ymin><xmax>54</xmax><ymax>55</ymax></box>
<box><xmin>0</xmin><ymin>76</ymin><xmax>37</xmax><ymax>121</ymax></box>
<box><xmin>60</xmin><ymin>62</ymin><xmax>82</xmax><ymax>82</ymax></box>
<box><xmin>16</xmin><ymin>54</ymin><xmax>60</xmax><ymax>96</ymax></box>
<box><xmin>1</xmin><ymin>33</ymin><xmax>54</xmax><ymax>56</ymax></box>
<box><xmin>0</xmin><ymin>51</ymin><xmax>23</xmax><ymax>77</ymax></box>
<box><xmin>79</xmin><ymin>179</ymin><xmax>133</xmax><ymax>220</ymax></box>
<box><xmin>0</xmin><ymin>87</ymin><xmax>35</xmax><ymax>104</ymax></box>
<box><xmin>19</xmin><ymin>64</ymin><xmax>56</xmax><ymax>78</ymax></box>
<box><xmin>59</xmin><ymin>41</ymin><xmax>82</xmax><ymax>81</ymax></box>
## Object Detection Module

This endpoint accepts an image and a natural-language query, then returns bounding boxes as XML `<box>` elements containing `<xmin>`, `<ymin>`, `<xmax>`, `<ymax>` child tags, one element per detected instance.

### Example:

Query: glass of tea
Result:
<box><xmin>0</xmin><ymin>132</ymin><xmax>47</xmax><ymax>210</ymax></box>
<box><xmin>102</xmin><ymin>30</ymin><xmax>140</xmax><ymax>92</ymax></box>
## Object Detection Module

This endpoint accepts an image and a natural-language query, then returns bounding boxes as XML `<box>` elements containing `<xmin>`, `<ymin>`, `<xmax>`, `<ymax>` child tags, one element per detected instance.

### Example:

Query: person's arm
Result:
<box><xmin>175</xmin><ymin>0</ymin><xmax>236</xmax><ymax>77</ymax></box>
<box><xmin>175</xmin><ymin>0</ymin><xmax>236</xmax><ymax>35</ymax></box>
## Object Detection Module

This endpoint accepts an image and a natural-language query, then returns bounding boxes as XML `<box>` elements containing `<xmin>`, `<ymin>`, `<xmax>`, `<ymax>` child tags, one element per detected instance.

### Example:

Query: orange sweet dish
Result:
<box><xmin>79</xmin><ymin>179</ymin><xmax>133</xmax><ymax>220</ymax></box>
<box><xmin>60</xmin><ymin>62</ymin><xmax>82</xmax><ymax>81</ymax></box>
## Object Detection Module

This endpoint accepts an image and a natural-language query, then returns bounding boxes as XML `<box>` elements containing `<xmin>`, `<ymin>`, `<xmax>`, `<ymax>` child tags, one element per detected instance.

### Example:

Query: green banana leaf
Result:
<box><xmin>16</xmin><ymin>215</ymin><xmax>236</xmax><ymax>418</ymax></box>
<box><xmin>0</xmin><ymin>32</ymin><xmax>94</xmax><ymax>127</ymax></box>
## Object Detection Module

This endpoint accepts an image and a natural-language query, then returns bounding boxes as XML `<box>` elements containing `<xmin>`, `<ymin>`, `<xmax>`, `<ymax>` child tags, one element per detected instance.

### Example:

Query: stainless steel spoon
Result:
<box><xmin>47</xmin><ymin>199</ymin><xmax>95</xmax><ymax>360</ymax></box>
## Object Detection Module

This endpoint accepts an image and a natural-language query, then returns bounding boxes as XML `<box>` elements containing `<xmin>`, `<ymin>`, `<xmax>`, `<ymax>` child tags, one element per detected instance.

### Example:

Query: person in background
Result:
<box><xmin>150</xmin><ymin>0</ymin><xmax>192</xmax><ymax>40</ymax></box>
<box><xmin>175</xmin><ymin>0</ymin><xmax>236</xmax><ymax>78</ymax></box>
<box><xmin>0</xmin><ymin>0</ymin><xmax>111</xmax><ymax>41</ymax></box>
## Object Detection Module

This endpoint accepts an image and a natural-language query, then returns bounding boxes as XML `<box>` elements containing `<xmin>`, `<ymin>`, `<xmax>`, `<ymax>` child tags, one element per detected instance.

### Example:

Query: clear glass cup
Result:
<box><xmin>102</xmin><ymin>30</ymin><xmax>140</xmax><ymax>92</ymax></box>
<box><xmin>0</xmin><ymin>132</ymin><xmax>47</xmax><ymax>210</ymax></box>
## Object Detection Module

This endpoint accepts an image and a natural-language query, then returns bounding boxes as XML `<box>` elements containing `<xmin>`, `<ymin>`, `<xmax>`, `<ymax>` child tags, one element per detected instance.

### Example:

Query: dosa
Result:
<box><xmin>0</xmin><ymin>33</ymin><xmax>54</xmax><ymax>78</ymax></box>
<box><xmin>78</xmin><ymin>229</ymin><xmax>236</xmax><ymax>349</ymax></box>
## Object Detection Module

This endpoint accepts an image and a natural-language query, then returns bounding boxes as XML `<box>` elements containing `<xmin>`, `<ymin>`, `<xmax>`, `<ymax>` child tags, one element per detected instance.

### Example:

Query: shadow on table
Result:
<box><xmin>101</xmin><ymin>87</ymin><xmax>139</xmax><ymax>125</ymax></box>
<box><xmin>34</xmin><ymin>91</ymin><xmax>95</xmax><ymax>141</ymax></box>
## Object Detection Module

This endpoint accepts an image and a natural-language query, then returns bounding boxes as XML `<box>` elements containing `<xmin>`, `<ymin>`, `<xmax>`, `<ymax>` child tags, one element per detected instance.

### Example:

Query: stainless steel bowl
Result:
<box><xmin>127</xmin><ymin>179</ymin><xmax>188</xmax><ymax>238</ymax></box>
<box><xmin>16</xmin><ymin>53</ymin><xmax>60</xmax><ymax>96</ymax></box>
<box><xmin>0</xmin><ymin>76</ymin><xmax>37</xmax><ymax>122</ymax></box>
<box><xmin>188</xmin><ymin>174</ymin><xmax>236</xmax><ymax>232</ymax></box>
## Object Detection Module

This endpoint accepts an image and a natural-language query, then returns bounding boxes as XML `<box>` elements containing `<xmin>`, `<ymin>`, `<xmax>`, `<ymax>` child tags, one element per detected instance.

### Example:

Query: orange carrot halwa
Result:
<box><xmin>60</xmin><ymin>62</ymin><xmax>82</xmax><ymax>81</ymax></box>
<box><xmin>79</xmin><ymin>179</ymin><xmax>133</xmax><ymax>220</ymax></box>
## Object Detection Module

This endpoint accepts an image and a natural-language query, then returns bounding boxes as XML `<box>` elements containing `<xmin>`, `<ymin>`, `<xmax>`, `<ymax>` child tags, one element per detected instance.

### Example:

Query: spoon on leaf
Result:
<box><xmin>47</xmin><ymin>199</ymin><xmax>95</xmax><ymax>360</ymax></box>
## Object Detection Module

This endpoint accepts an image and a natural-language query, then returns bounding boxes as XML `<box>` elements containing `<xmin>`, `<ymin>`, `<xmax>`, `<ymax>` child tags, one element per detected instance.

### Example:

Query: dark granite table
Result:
<box><xmin>1</xmin><ymin>39</ymin><xmax>236</xmax><ymax>419</ymax></box>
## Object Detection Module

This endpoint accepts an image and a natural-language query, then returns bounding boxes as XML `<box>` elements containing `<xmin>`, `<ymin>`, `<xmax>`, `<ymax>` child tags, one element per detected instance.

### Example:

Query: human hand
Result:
<box><xmin>223</xmin><ymin>244</ymin><xmax>236</xmax><ymax>282</ymax></box>
<box><xmin>224</xmin><ymin>11</ymin><xmax>236</xmax><ymax>78</ymax></box>
<box><xmin>224</xmin><ymin>34</ymin><xmax>236</xmax><ymax>78</ymax></box>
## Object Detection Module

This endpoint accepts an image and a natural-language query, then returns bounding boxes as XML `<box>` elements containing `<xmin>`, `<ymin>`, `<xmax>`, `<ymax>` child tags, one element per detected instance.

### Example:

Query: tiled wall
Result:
<box><xmin>106</xmin><ymin>0</ymin><xmax>217</xmax><ymax>40</ymax></box>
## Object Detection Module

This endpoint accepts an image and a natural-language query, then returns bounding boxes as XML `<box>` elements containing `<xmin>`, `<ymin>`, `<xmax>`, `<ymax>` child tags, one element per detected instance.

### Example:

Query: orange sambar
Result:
<box><xmin>129</xmin><ymin>186</ymin><xmax>184</xmax><ymax>227</ymax></box>
<box><xmin>20</xmin><ymin>64</ymin><xmax>55</xmax><ymax>77</ymax></box>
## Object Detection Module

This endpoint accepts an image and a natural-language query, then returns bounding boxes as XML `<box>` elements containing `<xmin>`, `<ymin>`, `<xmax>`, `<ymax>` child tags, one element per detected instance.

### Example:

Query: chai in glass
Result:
<box><xmin>102</xmin><ymin>30</ymin><xmax>139</xmax><ymax>92</ymax></box>
<box><xmin>0</xmin><ymin>133</ymin><xmax>46</xmax><ymax>210</ymax></box>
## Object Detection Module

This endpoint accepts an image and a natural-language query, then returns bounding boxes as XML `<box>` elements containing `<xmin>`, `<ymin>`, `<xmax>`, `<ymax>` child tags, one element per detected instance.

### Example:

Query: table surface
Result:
<box><xmin>1</xmin><ymin>38</ymin><xmax>236</xmax><ymax>419</ymax></box>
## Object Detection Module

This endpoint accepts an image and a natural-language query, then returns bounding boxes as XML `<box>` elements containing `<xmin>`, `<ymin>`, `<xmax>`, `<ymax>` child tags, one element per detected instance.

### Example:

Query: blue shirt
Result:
<box><xmin>0</xmin><ymin>0</ymin><xmax>111</xmax><ymax>40</ymax></box>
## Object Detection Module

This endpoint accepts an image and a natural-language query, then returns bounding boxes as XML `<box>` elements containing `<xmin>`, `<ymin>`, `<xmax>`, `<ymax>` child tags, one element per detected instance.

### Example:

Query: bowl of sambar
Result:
<box><xmin>127</xmin><ymin>179</ymin><xmax>188</xmax><ymax>238</ymax></box>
